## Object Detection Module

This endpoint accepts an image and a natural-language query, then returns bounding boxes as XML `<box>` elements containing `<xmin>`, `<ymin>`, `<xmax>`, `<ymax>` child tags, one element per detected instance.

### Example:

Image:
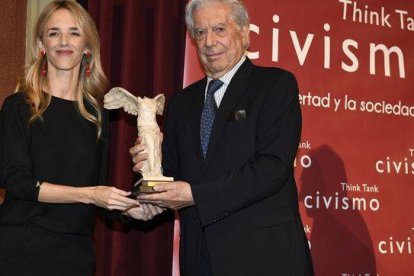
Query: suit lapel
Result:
<box><xmin>205</xmin><ymin>59</ymin><xmax>253</xmax><ymax>164</ymax></box>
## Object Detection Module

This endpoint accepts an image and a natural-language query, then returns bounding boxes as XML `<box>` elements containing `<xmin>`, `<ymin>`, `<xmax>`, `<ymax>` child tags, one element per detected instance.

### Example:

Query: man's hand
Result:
<box><xmin>129</xmin><ymin>136</ymin><xmax>148</xmax><ymax>172</ymax></box>
<box><xmin>137</xmin><ymin>181</ymin><xmax>194</xmax><ymax>210</ymax></box>
<box><xmin>124</xmin><ymin>203</ymin><xmax>165</xmax><ymax>221</ymax></box>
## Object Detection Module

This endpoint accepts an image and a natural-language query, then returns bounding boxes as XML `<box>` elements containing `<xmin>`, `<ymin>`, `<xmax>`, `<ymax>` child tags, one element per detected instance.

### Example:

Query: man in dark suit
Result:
<box><xmin>131</xmin><ymin>0</ymin><xmax>313</xmax><ymax>275</ymax></box>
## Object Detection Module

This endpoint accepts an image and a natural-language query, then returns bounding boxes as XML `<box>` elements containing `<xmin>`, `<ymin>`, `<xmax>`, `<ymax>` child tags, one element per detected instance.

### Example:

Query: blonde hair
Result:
<box><xmin>17</xmin><ymin>0</ymin><xmax>108</xmax><ymax>138</ymax></box>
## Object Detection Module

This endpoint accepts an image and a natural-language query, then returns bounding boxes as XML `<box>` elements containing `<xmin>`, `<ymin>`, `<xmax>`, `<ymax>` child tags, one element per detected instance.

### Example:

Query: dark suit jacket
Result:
<box><xmin>162</xmin><ymin>59</ymin><xmax>313</xmax><ymax>276</ymax></box>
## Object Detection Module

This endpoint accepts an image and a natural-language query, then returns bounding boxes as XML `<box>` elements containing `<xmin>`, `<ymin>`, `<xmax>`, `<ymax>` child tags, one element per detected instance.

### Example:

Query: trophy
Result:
<box><xmin>104</xmin><ymin>87</ymin><xmax>173</xmax><ymax>194</ymax></box>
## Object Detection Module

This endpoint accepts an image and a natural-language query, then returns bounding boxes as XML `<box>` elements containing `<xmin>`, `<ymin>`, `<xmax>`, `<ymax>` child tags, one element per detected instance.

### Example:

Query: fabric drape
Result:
<box><xmin>81</xmin><ymin>1</ymin><xmax>187</xmax><ymax>275</ymax></box>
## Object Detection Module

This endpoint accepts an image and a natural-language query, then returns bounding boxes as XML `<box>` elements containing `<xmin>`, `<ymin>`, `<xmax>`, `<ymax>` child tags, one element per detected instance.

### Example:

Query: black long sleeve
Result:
<box><xmin>0</xmin><ymin>92</ymin><xmax>108</xmax><ymax>235</ymax></box>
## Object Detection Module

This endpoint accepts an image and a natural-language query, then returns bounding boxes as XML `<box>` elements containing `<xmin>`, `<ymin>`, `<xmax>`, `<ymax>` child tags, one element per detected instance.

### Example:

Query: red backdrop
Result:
<box><xmin>183</xmin><ymin>0</ymin><xmax>414</xmax><ymax>275</ymax></box>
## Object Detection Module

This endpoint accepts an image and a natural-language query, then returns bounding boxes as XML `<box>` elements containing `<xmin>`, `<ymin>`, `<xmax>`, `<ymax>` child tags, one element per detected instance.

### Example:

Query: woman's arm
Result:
<box><xmin>38</xmin><ymin>182</ymin><xmax>139</xmax><ymax>211</ymax></box>
<box><xmin>0</xmin><ymin>94</ymin><xmax>138</xmax><ymax>211</ymax></box>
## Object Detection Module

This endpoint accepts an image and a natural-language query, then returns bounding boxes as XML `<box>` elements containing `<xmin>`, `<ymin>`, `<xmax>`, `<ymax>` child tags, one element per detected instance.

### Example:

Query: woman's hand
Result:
<box><xmin>89</xmin><ymin>186</ymin><xmax>139</xmax><ymax>211</ymax></box>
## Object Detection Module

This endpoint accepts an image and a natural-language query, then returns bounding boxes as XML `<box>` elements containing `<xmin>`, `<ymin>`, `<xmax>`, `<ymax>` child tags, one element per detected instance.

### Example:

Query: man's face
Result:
<box><xmin>193</xmin><ymin>3</ymin><xmax>249</xmax><ymax>79</ymax></box>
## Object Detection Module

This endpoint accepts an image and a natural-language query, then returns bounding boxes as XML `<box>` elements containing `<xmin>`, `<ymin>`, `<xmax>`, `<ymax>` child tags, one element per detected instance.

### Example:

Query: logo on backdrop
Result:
<box><xmin>375</xmin><ymin>148</ymin><xmax>414</xmax><ymax>175</ymax></box>
<box><xmin>248</xmin><ymin>0</ymin><xmax>413</xmax><ymax>79</ymax></box>
<box><xmin>303</xmin><ymin>181</ymin><xmax>380</xmax><ymax>212</ymax></box>
<box><xmin>295</xmin><ymin>140</ymin><xmax>312</xmax><ymax>169</ymax></box>
<box><xmin>377</xmin><ymin>228</ymin><xmax>413</xmax><ymax>255</ymax></box>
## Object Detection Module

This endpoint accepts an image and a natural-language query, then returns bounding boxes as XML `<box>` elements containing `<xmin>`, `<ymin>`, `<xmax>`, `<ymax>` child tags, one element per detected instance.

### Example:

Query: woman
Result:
<box><xmin>0</xmin><ymin>1</ymin><xmax>158</xmax><ymax>275</ymax></box>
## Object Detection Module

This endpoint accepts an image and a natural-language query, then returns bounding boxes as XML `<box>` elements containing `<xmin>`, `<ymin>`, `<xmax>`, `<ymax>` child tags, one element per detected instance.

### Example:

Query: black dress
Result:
<box><xmin>0</xmin><ymin>92</ymin><xmax>109</xmax><ymax>275</ymax></box>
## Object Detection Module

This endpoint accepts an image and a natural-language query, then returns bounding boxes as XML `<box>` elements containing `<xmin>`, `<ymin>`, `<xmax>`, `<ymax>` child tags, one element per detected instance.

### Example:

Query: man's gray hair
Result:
<box><xmin>185</xmin><ymin>0</ymin><xmax>250</xmax><ymax>37</ymax></box>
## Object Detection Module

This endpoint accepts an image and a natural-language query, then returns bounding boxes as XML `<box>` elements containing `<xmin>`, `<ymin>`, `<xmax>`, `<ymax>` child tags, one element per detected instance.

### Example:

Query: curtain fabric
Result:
<box><xmin>83</xmin><ymin>1</ymin><xmax>187</xmax><ymax>275</ymax></box>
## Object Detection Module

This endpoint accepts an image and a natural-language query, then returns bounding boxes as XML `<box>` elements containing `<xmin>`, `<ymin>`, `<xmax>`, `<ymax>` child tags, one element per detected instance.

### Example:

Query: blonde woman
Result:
<box><xmin>0</xmin><ymin>1</ymin><xmax>159</xmax><ymax>275</ymax></box>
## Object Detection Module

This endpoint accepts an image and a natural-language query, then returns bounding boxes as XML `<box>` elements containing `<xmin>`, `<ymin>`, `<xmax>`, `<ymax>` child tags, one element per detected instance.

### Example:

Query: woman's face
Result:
<box><xmin>39</xmin><ymin>9</ymin><xmax>88</xmax><ymax>75</ymax></box>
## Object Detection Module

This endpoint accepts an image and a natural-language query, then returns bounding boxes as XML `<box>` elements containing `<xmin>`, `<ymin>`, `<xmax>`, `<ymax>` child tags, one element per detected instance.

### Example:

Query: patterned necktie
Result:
<box><xmin>200</xmin><ymin>79</ymin><xmax>223</xmax><ymax>159</ymax></box>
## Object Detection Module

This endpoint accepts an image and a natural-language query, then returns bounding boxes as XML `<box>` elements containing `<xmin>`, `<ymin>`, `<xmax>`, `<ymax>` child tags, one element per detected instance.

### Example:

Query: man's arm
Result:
<box><xmin>136</xmin><ymin>72</ymin><xmax>301</xmax><ymax>226</ymax></box>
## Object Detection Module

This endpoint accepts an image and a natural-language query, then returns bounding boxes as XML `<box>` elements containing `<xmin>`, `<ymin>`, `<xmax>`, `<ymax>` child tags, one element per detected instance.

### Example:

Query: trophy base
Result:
<box><xmin>139</xmin><ymin>176</ymin><xmax>174</xmax><ymax>193</ymax></box>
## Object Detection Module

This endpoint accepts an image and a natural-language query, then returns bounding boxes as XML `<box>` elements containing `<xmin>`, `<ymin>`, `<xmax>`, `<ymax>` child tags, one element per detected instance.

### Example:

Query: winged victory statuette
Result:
<box><xmin>104</xmin><ymin>87</ymin><xmax>173</xmax><ymax>193</ymax></box>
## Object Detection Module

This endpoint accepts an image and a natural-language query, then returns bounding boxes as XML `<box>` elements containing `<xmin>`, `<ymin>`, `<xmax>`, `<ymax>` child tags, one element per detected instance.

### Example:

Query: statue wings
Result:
<box><xmin>104</xmin><ymin>87</ymin><xmax>139</xmax><ymax>115</ymax></box>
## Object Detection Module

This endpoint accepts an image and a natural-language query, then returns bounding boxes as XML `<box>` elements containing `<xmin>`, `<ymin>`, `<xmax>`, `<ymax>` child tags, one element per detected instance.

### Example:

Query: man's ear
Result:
<box><xmin>154</xmin><ymin>94</ymin><xmax>166</xmax><ymax>115</ymax></box>
<box><xmin>241</xmin><ymin>25</ymin><xmax>250</xmax><ymax>49</ymax></box>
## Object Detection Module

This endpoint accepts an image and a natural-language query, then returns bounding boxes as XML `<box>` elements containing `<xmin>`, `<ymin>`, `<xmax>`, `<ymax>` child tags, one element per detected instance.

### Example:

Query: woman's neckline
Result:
<box><xmin>43</xmin><ymin>91</ymin><xmax>77</xmax><ymax>103</ymax></box>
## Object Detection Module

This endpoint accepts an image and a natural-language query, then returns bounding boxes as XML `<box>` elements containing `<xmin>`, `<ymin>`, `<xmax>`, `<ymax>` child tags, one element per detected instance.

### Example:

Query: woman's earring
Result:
<box><xmin>41</xmin><ymin>50</ymin><xmax>47</xmax><ymax>77</ymax></box>
<box><xmin>85</xmin><ymin>52</ymin><xmax>91</xmax><ymax>77</ymax></box>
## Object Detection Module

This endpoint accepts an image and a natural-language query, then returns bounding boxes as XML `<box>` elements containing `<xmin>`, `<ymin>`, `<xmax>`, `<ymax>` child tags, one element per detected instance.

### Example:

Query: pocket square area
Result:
<box><xmin>228</xmin><ymin>109</ymin><xmax>247</xmax><ymax>121</ymax></box>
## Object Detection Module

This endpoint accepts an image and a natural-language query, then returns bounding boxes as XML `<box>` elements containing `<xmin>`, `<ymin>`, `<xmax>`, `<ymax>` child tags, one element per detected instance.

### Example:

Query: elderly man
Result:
<box><xmin>131</xmin><ymin>0</ymin><xmax>314</xmax><ymax>275</ymax></box>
